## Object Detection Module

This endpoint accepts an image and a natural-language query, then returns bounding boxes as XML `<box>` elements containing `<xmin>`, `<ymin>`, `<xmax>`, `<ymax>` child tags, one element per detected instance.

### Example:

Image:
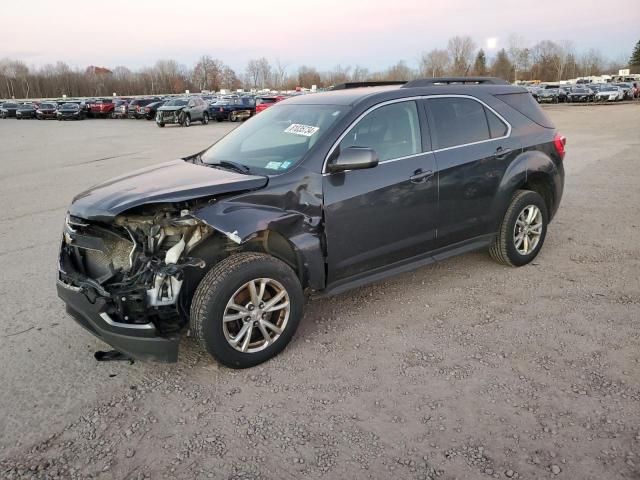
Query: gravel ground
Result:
<box><xmin>0</xmin><ymin>104</ymin><xmax>639</xmax><ymax>480</ymax></box>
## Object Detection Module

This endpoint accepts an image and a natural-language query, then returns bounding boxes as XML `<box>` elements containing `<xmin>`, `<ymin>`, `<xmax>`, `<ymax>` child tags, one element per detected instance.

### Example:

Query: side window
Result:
<box><xmin>485</xmin><ymin>108</ymin><xmax>508</xmax><ymax>138</ymax></box>
<box><xmin>427</xmin><ymin>97</ymin><xmax>490</xmax><ymax>149</ymax></box>
<box><xmin>339</xmin><ymin>101</ymin><xmax>421</xmax><ymax>162</ymax></box>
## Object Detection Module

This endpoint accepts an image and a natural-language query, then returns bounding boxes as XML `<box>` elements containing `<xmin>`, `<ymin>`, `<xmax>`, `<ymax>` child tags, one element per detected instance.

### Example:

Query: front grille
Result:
<box><xmin>66</xmin><ymin>222</ymin><xmax>134</xmax><ymax>281</ymax></box>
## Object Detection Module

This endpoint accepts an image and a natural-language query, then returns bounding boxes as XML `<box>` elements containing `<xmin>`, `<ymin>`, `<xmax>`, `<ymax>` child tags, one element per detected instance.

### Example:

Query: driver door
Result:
<box><xmin>322</xmin><ymin>100</ymin><xmax>438</xmax><ymax>284</ymax></box>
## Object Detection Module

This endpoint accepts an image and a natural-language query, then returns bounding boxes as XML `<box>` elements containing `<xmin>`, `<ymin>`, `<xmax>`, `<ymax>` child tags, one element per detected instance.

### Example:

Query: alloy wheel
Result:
<box><xmin>513</xmin><ymin>205</ymin><xmax>543</xmax><ymax>255</ymax></box>
<box><xmin>222</xmin><ymin>278</ymin><xmax>290</xmax><ymax>353</ymax></box>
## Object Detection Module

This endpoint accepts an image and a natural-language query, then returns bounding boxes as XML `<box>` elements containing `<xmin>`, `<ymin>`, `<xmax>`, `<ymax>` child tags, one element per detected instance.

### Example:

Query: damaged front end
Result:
<box><xmin>57</xmin><ymin>205</ymin><xmax>212</xmax><ymax>362</ymax></box>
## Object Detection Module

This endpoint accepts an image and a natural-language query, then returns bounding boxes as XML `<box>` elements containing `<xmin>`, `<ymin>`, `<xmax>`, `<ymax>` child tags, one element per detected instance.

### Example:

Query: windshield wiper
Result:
<box><xmin>207</xmin><ymin>159</ymin><xmax>251</xmax><ymax>174</ymax></box>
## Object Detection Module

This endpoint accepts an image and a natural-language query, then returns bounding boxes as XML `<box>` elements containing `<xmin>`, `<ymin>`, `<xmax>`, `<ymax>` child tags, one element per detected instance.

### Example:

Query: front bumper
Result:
<box><xmin>57</xmin><ymin>279</ymin><xmax>180</xmax><ymax>362</ymax></box>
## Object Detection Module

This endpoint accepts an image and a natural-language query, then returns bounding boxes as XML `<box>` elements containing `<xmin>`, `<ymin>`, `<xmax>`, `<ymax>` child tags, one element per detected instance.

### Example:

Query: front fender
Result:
<box><xmin>193</xmin><ymin>202</ymin><xmax>326</xmax><ymax>290</ymax></box>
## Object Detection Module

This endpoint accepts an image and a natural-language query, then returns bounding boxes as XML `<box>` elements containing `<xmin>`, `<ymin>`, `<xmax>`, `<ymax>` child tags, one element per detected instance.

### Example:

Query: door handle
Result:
<box><xmin>409</xmin><ymin>169</ymin><xmax>434</xmax><ymax>183</ymax></box>
<box><xmin>494</xmin><ymin>146</ymin><xmax>512</xmax><ymax>159</ymax></box>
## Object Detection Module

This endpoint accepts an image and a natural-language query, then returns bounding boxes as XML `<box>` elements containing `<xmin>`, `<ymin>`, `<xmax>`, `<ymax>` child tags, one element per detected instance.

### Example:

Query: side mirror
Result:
<box><xmin>327</xmin><ymin>147</ymin><xmax>379</xmax><ymax>173</ymax></box>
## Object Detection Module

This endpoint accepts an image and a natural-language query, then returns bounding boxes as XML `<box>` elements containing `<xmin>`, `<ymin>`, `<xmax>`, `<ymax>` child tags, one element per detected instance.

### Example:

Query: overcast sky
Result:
<box><xmin>2</xmin><ymin>0</ymin><xmax>637</xmax><ymax>72</ymax></box>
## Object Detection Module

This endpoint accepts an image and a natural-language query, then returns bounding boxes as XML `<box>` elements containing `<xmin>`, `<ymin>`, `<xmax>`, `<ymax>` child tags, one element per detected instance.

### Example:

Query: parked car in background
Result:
<box><xmin>36</xmin><ymin>102</ymin><xmax>58</xmax><ymax>119</ymax></box>
<box><xmin>594</xmin><ymin>85</ymin><xmax>624</xmax><ymax>102</ymax></box>
<box><xmin>16</xmin><ymin>103</ymin><xmax>38</xmax><ymax>119</ymax></box>
<box><xmin>1</xmin><ymin>101</ymin><xmax>19</xmax><ymax>118</ymax></box>
<box><xmin>57</xmin><ymin>103</ymin><xmax>84</xmax><ymax>120</ymax></box>
<box><xmin>565</xmin><ymin>86</ymin><xmax>594</xmax><ymax>103</ymax></box>
<box><xmin>142</xmin><ymin>100</ymin><xmax>165</xmax><ymax>120</ymax></box>
<box><xmin>90</xmin><ymin>98</ymin><xmax>115</xmax><ymax>118</ymax></box>
<box><xmin>612</xmin><ymin>83</ymin><xmax>634</xmax><ymax>100</ymax></box>
<box><xmin>156</xmin><ymin>97</ymin><xmax>209</xmax><ymax>127</ymax></box>
<box><xmin>110</xmin><ymin>99</ymin><xmax>129</xmax><ymax>118</ymax></box>
<box><xmin>255</xmin><ymin>95</ymin><xmax>286</xmax><ymax>113</ymax></box>
<box><xmin>127</xmin><ymin>98</ymin><xmax>161</xmax><ymax>119</ymax></box>
<box><xmin>210</xmin><ymin>96</ymin><xmax>256</xmax><ymax>122</ymax></box>
<box><xmin>536</xmin><ymin>85</ymin><xmax>566</xmax><ymax>103</ymax></box>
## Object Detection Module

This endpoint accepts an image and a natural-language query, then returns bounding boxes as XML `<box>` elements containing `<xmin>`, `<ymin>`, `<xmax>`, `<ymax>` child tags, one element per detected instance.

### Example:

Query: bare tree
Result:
<box><xmin>419</xmin><ymin>49</ymin><xmax>450</xmax><ymax>77</ymax></box>
<box><xmin>507</xmin><ymin>34</ymin><xmax>525</xmax><ymax>82</ymax></box>
<box><xmin>551</xmin><ymin>40</ymin><xmax>575</xmax><ymax>81</ymax></box>
<box><xmin>447</xmin><ymin>36</ymin><xmax>476</xmax><ymax>75</ymax></box>
<box><xmin>579</xmin><ymin>48</ymin><xmax>605</xmax><ymax>76</ymax></box>
<box><xmin>351</xmin><ymin>65</ymin><xmax>370</xmax><ymax>82</ymax></box>
<box><xmin>297</xmin><ymin>65</ymin><xmax>321</xmax><ymax>88</ymax></box>
<box><xmin>272</xmin><ymin>59</ymin><xmax>288</xmax><ymax>90</ymax></box>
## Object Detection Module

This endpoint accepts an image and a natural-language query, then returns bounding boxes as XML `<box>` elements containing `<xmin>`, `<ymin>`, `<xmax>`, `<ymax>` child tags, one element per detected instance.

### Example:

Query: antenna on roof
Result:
<box><xmin>402</xmin><ymin>77</ymin><xmax>509</xmax><ymax>88</ymax></box>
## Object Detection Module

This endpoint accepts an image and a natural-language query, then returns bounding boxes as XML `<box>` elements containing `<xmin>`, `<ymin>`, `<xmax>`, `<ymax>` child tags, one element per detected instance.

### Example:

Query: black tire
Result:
<box><xmin>229</xmin><ymin>111</ymin><xmax>237</xmax><ymax>122</ymax></box>
<box><xmin>489</xmin><ymin>190</ymin><xmax>548</xmax><ymax>267</ymax></box>
<box><xmin>157</xmin><ymin>122</ymin><xmax>165</xmax><ymax>128</ymax></box>
<box><xmin>216</xmin><ymin>117</ymin><xmax>223</xmax><ymax>122</ymax></box>
<box><xmin>182</xmin><ymin>114</ymin><xmax>191</xmax><ymax>127</ymax></box>
<box><xmin>191</xmin><ymin>252</ymin><xmax>304</xmax><ymax>369</ymax></box>
<box><xmin>202</xmin><ymin>112</ymin><xmax>209</xmax><ymax>125</ymax></box>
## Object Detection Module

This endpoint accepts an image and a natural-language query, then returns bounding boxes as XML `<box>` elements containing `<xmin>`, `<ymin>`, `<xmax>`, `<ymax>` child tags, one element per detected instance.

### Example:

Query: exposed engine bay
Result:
<box><xmin>59</xmin><ymin>205</ymin><xmax>213</xmax><ymax>333</ymax></box>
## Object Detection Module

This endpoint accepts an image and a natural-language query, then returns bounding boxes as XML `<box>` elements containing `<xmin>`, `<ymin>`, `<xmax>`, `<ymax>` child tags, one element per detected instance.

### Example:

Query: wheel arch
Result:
<box><xmin>491</xmin><ymin>148</ymin><xmax>562</xmax><ymax>231</ymax></box>
<box><xmin>178</xmin><ymin>226</ymin><xmax>322</xmax><ymax>325</ymax></box>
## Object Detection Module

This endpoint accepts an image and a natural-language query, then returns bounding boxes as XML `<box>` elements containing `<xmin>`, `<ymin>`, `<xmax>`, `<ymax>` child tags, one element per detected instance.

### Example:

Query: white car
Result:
<box><xmin>594</xmin><ymin>85</ymin><xmax>624</xmax><ymax>102</ymax></box>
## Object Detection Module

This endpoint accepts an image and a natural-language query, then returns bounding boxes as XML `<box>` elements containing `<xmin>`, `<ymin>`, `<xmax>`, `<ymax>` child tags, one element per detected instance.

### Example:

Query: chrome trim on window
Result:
<box><xmin>322</xmin><ymin>94</ymin><xmax>512</xmax><ymax>174</ymax></box>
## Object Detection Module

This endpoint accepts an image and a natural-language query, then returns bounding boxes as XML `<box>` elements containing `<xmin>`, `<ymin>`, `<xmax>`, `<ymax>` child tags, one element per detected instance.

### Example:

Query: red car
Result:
<box><xmin>90</xmin><ymin>99</ymin><xmax>115</xmax><ymax>118</ymax></box>
<box><xmin>255</xmin><ymin>95</ymin><xmax>286</xmax><ymax>113</ymax></box>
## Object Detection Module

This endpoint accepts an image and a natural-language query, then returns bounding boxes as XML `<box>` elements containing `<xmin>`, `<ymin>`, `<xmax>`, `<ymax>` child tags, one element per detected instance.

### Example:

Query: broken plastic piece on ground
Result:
<box><xmin>94</xmin><ymin>350</ymin><xmax>134</xmax><ymax>364</ymax></box>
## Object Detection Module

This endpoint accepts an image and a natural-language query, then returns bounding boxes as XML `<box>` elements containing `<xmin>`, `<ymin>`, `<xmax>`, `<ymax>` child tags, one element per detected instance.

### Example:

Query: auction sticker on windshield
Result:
<box><xmin>284</xmin><ymin>124</ymin><xmax>319</xmax><ymax>137</ymax></box>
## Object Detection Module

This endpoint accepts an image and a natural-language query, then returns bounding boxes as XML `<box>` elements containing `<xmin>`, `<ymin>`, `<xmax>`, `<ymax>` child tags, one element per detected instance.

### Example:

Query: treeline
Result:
<box><xmin>0</xmin><ymin>35</ymin><xmax>633</xmax><ymax>99</ymax></box>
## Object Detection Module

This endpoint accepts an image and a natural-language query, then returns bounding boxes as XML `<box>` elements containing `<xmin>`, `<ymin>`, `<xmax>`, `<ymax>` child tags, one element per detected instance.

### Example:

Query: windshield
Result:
<box><xmin>3</xmin><ymin>103</ymin><xmax>18</xmax><ymax>108</ymax></box>
<box><xmin>257</xmin><ymin>97</ymin><xmax>276</xmax><ymax>105</ymax></box>
<box><xmin>201</xmin><ymin>104</ymin><xmax>347</xmax><ymax>175</ymax></box>
<box><xmin>40</xmin><ymin>103</ymin><xmax>55</xmax><ymax>109</ymax></box>
<box><xmin>164</xmin><ymin>99</ymin><xmax>187</xmax><ymax>107</ymax></box>
<box><xmin>62</xmin><ymin>103</ymin><xmax>78</xmax><ymax>109</ymax></box>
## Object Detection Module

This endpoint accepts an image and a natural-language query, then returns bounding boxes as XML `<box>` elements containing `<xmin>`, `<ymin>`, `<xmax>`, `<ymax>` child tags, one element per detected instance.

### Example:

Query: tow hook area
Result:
<box><xmin>94</xmin><ymin>350</ymin><xmax>134</xmax><ymax>364</ymax></box>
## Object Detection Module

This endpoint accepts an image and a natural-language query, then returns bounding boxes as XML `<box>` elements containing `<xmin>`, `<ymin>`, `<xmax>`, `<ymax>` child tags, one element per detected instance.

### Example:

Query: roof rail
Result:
<box><xmin>331</xmin><ymin>81</ymin><xmax>406</xmax><ymax>90</ymax></box>
<box><xmin>402</xmin><ymin>77</ymin><xmax>509</xmax><ymax>88</ymax></box>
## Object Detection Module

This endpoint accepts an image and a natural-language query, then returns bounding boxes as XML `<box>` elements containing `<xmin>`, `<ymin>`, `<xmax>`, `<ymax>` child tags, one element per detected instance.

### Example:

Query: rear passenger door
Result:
<box><xmin>425</xmin><ymin>96</ymin><xmax>519</xmax><ymax>247</ymax></box>
<box><xmin>323</xmin><ymin>100</ymin><xmax>438</xmax><ymax>283</ymax></box>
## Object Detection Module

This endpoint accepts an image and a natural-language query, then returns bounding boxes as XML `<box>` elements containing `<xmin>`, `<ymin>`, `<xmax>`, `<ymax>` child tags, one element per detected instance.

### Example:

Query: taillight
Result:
<box><xmin>219</xmin><ymin>107</ymin><xmax>224</xmax><ymax>112</ymax></box>
<box><xmin>553</xmin><ymin>133</ymin><xmax>566</xmax><ymax>160</ymax></box>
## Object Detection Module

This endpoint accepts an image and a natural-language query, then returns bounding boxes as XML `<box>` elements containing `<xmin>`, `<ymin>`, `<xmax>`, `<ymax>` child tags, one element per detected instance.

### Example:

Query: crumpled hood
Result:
<box><xmin>68</xmin><ymin>159</ymin><xmax>268</xmax><ymax>222</ymax></box>
<box><xmin>157</xmin><ymin>105</ymin><xmax>185</xmax><ymax>112</ymax></box>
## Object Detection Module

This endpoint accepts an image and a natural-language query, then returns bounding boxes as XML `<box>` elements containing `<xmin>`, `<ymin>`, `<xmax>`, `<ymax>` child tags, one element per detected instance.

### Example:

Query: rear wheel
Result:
<box><xmin>489</xmin><ymin>190</ymin><xmax>548</xmax><ymax>267</ymax></box>
<box><xmin>229</xmin><ymin>111</ymin><xmax>237</xmax><ymax>122</ymax></box>
<box><xmin>191</xmin><ymin>252</ymin><xmax>304</xmax><ymax>368</ymax></box>
<box><xmin>202</xmin><ymin>112</ymin><xmax>209</xmax><ymax>125</ymax></box>
<box><xmin>157</xmin><ymin>122</ymin><xmax>165</xmax><ymax>128</ymax></box>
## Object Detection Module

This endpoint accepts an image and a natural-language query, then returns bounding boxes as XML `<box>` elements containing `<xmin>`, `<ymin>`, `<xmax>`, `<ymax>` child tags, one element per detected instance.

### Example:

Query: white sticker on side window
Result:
<box><xmin>284</xmin><ymin>123</ymin><xmax>319</xmax><ymax>137</ymax></box>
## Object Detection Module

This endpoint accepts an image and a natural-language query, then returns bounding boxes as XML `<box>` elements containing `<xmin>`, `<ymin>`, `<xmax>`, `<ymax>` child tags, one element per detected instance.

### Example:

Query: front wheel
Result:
<box><xmin>157</xmin><ymin>122</ymin><xmax>165</xmax><ymax>128</ymax></box>
<box><xmin>182</xmin><ymin>114</ymin><xmax>191</xmax><ymax>127</ymax></box>
<box><xmin>489</xmin><ymin>190</ymin><xmax>548</xmax><ymax>267</ymax></box>
<box><xmin>191</xmin><ymin>252</ymin><xmax>304</xmax><ymax>368</ymax></box>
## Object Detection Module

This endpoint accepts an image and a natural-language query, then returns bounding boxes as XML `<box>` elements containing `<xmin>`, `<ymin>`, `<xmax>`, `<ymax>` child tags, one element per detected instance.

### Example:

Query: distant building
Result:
<box><xmin>85</xmin><ymin>66</ymin><xmax>113</xmax><ymax>76</ymax></box>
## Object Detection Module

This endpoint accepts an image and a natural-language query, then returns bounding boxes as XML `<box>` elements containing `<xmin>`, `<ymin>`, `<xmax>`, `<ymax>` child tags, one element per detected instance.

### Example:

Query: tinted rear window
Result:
<box><xmin>494</xmin><ymin>92</ymin><xmax>555</xmax><ymax>129</ymax></box>
<box><xmin>427</xmin><ymin>97</ymin><xmax>490</xmax><ymax>149</ymax></box>
<box><xmin>486</xmin><ymin>108</ymin><xmax>508</xmax><ymax>138</ymax></box>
